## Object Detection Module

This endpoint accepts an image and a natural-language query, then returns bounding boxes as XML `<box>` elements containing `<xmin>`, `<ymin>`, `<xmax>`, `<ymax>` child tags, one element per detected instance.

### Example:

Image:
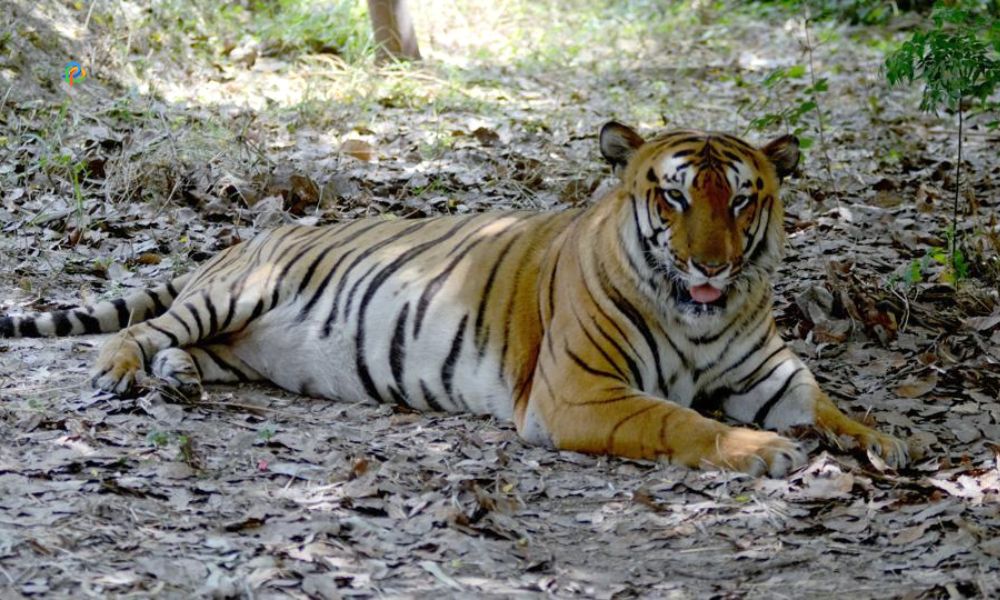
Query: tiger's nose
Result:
<box><xmin>692</xmin><ymin>260</ymin><xmax>728</xmax><ymax>277</ymax></box>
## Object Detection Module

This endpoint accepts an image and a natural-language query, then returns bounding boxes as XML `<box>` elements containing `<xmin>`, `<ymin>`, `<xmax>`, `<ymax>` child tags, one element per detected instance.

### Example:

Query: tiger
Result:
<box><xmin>0</xmin><ymin>121</ymin><xmax>909</xmax><ymax>476</ymax></box>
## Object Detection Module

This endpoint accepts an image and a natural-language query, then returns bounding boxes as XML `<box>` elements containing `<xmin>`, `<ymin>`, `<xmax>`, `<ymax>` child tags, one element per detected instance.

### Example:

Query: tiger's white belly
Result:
<box><xmin>232</xmin><ymin>289</ymin><xmax>515</xmax><ymax>420</ymax></box>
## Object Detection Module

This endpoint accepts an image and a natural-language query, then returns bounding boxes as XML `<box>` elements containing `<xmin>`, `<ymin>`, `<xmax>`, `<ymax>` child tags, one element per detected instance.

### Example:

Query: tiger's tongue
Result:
<box><xmin>689</xmin><ymin>284</ymin><xmax>722</xmax><ymax>304</ymax></box>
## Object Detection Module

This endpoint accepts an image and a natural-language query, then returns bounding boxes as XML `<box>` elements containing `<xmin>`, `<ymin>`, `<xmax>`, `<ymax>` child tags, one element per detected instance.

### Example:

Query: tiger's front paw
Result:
<box><xmin>855</xmin><ymin>429</ymin><xmax>910</xmax><ymax>470</ymax></box>
<box><xmin>709</xmin><ymin>427</ymin><xmax>808</xmax><ymax>478</ymax></box>
<box><xmin>91</xmin><ymin>336</ymin><xmax>145</xmax><ymax>395</ymax></box>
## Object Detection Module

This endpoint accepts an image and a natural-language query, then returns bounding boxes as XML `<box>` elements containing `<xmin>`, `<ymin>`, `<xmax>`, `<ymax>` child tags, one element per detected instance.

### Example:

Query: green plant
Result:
<box><xmin>899</xmin><ymin>227</ymin><xmax>971</xmax><ymax>285</ymax></box>
<box><xmin>147</xmin><ymin>429</ymin><xmax>170</xmax><ymax>447</ymax></box>
<box><xmin>744</xmin><ymin>65</ymin><xmax>820</xmax><ymax>148</ymax></box>
<box><xmin>257</xmin><ymin>425</ymin><xmax>276</xmax><ymax>442</ymax></box>
<box><xmin>885</xmin><ymin>1</ymin><xmax>1000</xmax><ymax>283</ymax></box>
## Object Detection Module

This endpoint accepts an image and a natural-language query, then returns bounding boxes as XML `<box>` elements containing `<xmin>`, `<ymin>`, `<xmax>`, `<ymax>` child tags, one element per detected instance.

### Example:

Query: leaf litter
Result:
<box><xmin>1</xmin><ymin>1</ymin><xmax>999</xmax><ymax>598</ymax></box>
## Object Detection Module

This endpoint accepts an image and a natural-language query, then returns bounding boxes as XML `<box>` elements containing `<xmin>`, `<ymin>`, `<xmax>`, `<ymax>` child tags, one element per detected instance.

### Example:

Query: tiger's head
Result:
<box><xmin>599</xmin><ymin>121</ymin><xmax>800</xmax><ymax>316</ymax></box>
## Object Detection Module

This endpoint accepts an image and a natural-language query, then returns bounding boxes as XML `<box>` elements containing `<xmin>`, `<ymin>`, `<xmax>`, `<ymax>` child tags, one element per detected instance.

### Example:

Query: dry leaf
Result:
<box><xmin>894</xmin><ymin>373</ymin><xmax>938</xmax><ymax>398</ymax></box>
<box><xmin>340</xmin><ymin>139</ymin><xmax>376</xmax><ymax>162</ymax></box>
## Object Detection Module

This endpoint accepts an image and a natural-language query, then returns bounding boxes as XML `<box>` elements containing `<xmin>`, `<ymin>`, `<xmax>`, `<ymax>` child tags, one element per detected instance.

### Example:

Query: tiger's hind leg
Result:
<box><xmin>150</xmin><ymin>345</ymin><xmax>262</xmax><ymax>398</ymax></box>
<box><xmin>92</xmin><ymin>286</ymin><xmax>262</xmax><ymax>394</ymax></box>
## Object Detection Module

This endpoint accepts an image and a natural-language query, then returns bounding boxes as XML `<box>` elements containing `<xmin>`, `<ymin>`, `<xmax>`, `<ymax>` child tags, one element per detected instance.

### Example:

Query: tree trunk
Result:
<box><xmin>367</xmin><ymin>0</ymin><xmax>421</xmax><ymax>62</ymax></box>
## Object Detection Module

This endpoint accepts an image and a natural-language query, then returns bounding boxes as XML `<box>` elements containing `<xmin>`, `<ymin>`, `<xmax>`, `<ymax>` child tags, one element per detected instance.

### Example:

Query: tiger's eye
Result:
<box><xmin>732</xmin><ymin>194</ymin><xmax>751</xmax><ymax>211</ymax></box>
<box><xmin>665</xmin><ymin>189</ymin><xmax>688</xmax><ymax>209</ymax></box>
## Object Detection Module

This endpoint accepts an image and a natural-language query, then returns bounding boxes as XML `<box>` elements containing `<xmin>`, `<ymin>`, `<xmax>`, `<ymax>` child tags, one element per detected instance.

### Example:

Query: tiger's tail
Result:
<box><xmin>0</xmin><ymin>274</ymin><xmax>191</xmax><ymax>339</ymax></box>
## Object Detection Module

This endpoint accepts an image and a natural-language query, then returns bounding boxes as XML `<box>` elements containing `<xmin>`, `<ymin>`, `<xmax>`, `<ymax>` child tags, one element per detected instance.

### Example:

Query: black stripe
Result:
<box><xmin>419</xmin><ymin>380</ymin><xmax>445</xmax><ymax>412</ymax></box>
<box><xmin>546</xmin><ymin>247</ymin><xmax>561</xmax><ymax>320</ymax></box>
<box><xmin>0</xmin><ymin>316</ymin><xmax>13</xmax><ymax>338</ymax></box>
<box><xmin>185</xmin><ymin>302</ymin><xmax>205</xmax><ymax>338</ymax></box>
<box><xmin>671</xmin><ymin>136</ymin><xmax>705</xmax><ymax>146</ymax></box>
<box><xmin>739</xmin><ymin>359</ymin><xmax>787</xmax><ymax>396</ymax></box>
<box><xmin>735</xmin><ymin>344</ymin><xmax>786</xmax><ymax>387</ymax></box>
<box><xmin>572</xmin><ymin>310</ymin><xmax>630</xmax><ymax>382</ymax></box>
<box><xmin>249</xmin><ymin>298</ymin><xmax>266</xmax><ymax>323</ymax></box>
<box><xmin>147</xmin><ymin>323</ymin><xmax>179</xmax><ymax>346</ymax></box>
<box><xmin>720</xmin><ymin>134</ymin><xmax>755</xmax><ymax>154</ymax></box>
<box><xmin>413</xmin><ymin>230</ymin><xmax>491</xmax><ymax>338</ymax></box>
<box><xmin>387</xmin><ymin>385</ymin><xmax>408</xmax><ymax>406</ymax></box>
<box><xmin>299</xmin><ymin>248</ymin><xmax>356</xmax><ymax>321</ymax></box>
<box><xmin>297</xmin><ymin>245</ymin><xmax>337</xmax><ymax>294</ymax></box>
<box><xmin>597</xmin><ymin>261</ymin><xmax>676</xmax><ymax>387</ymax></box>
<box><xmin>167</xmin><ymin>310</ymin><xmax>193</xmax><ymax>337</ymax></box>
<box><xmin>269</xmin><ymin>235</ymin><xmax>329</xmax><ymax>309</ymax></box>
<box><xmin>568</xmin><ymin>392</ymin><xmax>645</xmax><ymax>407</ymax></box>
<box><xmin>702</xmin><ymin>322</ymin><xmax>775</xmax><ymax>384</ymax></box>
<box><xmin>441</xmin><ymin>315</ymin><xmax>469</xmax><ymax>404</ymax></box>
<box><xmin>205</xmin><ymin>294</ymin><xmax>219</xmax><ymax>337</ymax></box>
<box><xmin>747</xmin><ymin>196</ymin><xmax>774</xmax><ymax>262</ymax></box>
<box><xmin>219</xmin><ymin>293</ymin><xmax>238</xmax><ymax>332</ymax></box>
<box><xmin>565</xmin><ymin>343</ymin><xmax>621</xmax><ymax>380</ymax></box>
<box><xmin>474</xmin><ymin>234</ymin><xmax>521</xmax><ymax>355</ymax></box>
<box><xmin>137</xmin><ymin>339</ymin><xmax>150</xmax><ymax>366</ymax></box>
<box><xmin>630</xmin><ymin>195</ymin><xmax>663</xmax><ymax>276</ymax></box>
<box><xmin>145</xmin><ymin>289</ymin><xmax>167</xmax><ymax>314</ymax></box>
<box><xmin>721</xmin><ymin>150</ymin><xmax>742</xmax><ymax>164</ymax></box>
<box><xmin>580</xmin><ymin>268</ymin><xmax>643</xmax><ymax>359</ymax></box>
<box><xmin>498</xmin><ymin>256</ymin><xmax>528</xmax><ymax>379</ymax></box>
<box><xmin>341</xmin><ymin>262</ymin><xmax>381</xmax><ymax>325</ymax></box>
<box><xmin>112</xmin><ymin>299</ymin><xmax>131</xmax><ymax>328</ymax></box>
<box><xmin>753</xmin><ymin>367</ymin><xmax>804</xmax><ymax>424</ymax></box>
<box><xmin>22</xmin><ymin>317</ymin><xmax>42</xmax><ymax>337</ymax></box>
<box><xmin>53</xmin><ymin>311</ymin><xmax>73</xmax><ymax>336</ymax></box>
<box><xmin>199</xmin><ymin>347</ymin><xmax>249</xmax><ymax>380</ymax></box>
<box><xmin>330</xmin><ymin>221</ymin><xmax>429</xmax><ymax>326</ymax></box>
<box><xmin>166</xmin><ymin>281</ymin><xmax>179</xmax><ymax>298</ymax></box>
<box><xmin>536</xmin><ymin>360</ymin><xmax>557</xmax><ymax>400</ymax></box>
<box><xmin>76</xmin><ymin>311</ymin><xmax>101</xmax><ymax>334</ymax></box>
<box><xmin>389</xmin><ymin>303</ymin><xmax>410</xmax><ymax>400</ymax></box>
<box><xmin>189</xmin><ymin>351</ymin><xmax>204</xmax><ymax>379</ymax></box>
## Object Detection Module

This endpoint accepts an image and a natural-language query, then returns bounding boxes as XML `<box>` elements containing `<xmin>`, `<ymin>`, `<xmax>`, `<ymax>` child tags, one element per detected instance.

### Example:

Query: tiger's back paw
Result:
<box><xmin>91</xmin><ymin>336</ymin><xmax>145</xmax><ymax>395</ymax></box>
<box><xmin>710</xmin><ymin>427</ymin><xmax>808</xmax><ymax>478</ymax></box>
<box><xmin>151</xmin><ymin>348</ymin><xmax>203</xmax><ymax>398</ymax></box>
<box><xmin>858</xmin><ymin>429</ymin><xmax>910</xmax><ymax>470</ymax></box>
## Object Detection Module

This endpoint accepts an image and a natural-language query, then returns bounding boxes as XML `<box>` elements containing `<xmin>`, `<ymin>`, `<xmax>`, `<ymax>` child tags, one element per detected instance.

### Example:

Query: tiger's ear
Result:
<box><xmin>762</xmin><ymin>134</ymin><xmax>800</xmax><ymax>180</ymax></box>
<box><xmin>600</xmin><ymin>121</ymin><xmax>645</xmax><ymax>178</ymax></box>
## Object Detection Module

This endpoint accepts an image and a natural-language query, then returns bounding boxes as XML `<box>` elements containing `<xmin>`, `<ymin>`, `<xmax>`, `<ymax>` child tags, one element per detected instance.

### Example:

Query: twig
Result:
<box><xmin>951</xmin><ymin>107</ymin><xmax>963</xmax><ymax>270</ymax></box>
<box><xmin>0</xmin><ymin>84</ymin><xmax>13</xmax><ymax>113</ymax></box>
<box><xmin>803</xmin><ymin>14</ymin><xmax>836</xmax><ymax>198</ymax></box>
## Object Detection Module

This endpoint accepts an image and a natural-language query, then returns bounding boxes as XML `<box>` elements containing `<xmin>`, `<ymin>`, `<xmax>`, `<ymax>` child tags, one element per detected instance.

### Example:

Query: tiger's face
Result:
<box><xmin>600</xmin><ymin>121</ymin><xmax>800</xmax><ymax>316</ymax></box>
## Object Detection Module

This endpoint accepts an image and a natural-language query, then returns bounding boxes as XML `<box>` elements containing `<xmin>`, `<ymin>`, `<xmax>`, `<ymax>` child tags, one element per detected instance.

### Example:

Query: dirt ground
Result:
<box><xmin>1</xmin><ymin>1</ymin><xmax>999</xmax><ymax>598</ymax></box>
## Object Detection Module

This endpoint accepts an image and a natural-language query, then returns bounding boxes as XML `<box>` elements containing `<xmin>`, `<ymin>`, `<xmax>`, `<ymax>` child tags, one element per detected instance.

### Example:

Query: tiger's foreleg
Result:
<box><xmin>523</xmin><ymin>381</ymin><xmax>807</xmax><ymax>477</ymax></box>
<box><xmin>721</xmin><ymin>349</ymin><xmax>910</xmax><ymax>468</ymax></box>
<box><xmin>813</xmin><ymin>392</ymin><xmax>910</xmax><ymax>468</ymax></box>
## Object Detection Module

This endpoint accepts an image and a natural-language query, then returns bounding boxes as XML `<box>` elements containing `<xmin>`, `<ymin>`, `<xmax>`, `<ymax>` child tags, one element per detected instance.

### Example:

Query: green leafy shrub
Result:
<box><xmin>752</xmin><ymin>0</ymin><xmax>939</xmax><ymax>24</ymax></box>
<box><xmin>885</xmin><ymin>0</ymin><xmax>1000</xmax><ymax>283</ymax></box>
